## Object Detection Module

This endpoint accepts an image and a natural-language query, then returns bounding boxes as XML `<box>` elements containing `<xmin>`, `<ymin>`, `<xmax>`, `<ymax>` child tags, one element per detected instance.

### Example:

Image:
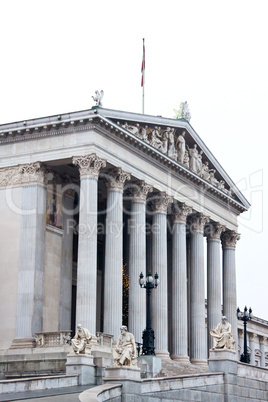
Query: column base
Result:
<box><xmin>9</xmin><ymin>338</ymin><xmax>36</xmax><ymax>349</ymax></box>
<box><xmin>190</xmin><ymin>358</ymin><xmax>208</xmax><ymax>367</ymax></box>
<box><xmin>171</xmin><ymin>355</ymin><xmax>190</xmax><ymax>363</ymax></box>
<box><xmin>155</xmin><ymin>350</ymin><xmax>170</xmax><ymax>359</ymax></box>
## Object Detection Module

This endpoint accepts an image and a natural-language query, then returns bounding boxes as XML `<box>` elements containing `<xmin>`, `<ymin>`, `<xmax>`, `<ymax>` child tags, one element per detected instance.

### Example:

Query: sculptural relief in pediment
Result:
<box><xmin>116</xmin><ymin>121</ymin><xmax>232</xmax><ymax>197</ymax></box>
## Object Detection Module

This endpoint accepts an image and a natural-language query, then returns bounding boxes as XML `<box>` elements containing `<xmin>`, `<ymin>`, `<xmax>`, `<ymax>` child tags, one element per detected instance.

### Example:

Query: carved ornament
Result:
<box><xmin>73</xmin><ymin>153</ymin><xmax>106</xmax><ymax>178</ymax></box>
<box><xmin>151</xmin><ymin>191</ymin><xmax>173</xmax><ymax>214</ymax></box>
<box><xmin>173</xmin><ymin>203</ymin><xmax>192</xmax><ymax>223</ymax></box>
<box><xmin>106</xmin><ymin>167</ymin><xmax>131</xmax><ymax>191</ymax></box>
<box><xmin>118</xmin><ymin>121</ymin><xmax>232</xmax><ymax>197</ymax></box>
<box><xmin>221</xmin><ymin>230</ymin><xmax>240</xmax><ymax>249</ymax></box>
<box><xmin>188</xmin><ymin>213</ymin><xmax>209</xmax><ymax>233</ymax></box>
<box><xmin>206</xmin><ymin>223</ymin><xmax>225</xmax><ymax>241</ymax></box>
<box><xmin>129</xmin><ymin>181</ymin><xmax>153</xmax><ymax>203</ymax></box>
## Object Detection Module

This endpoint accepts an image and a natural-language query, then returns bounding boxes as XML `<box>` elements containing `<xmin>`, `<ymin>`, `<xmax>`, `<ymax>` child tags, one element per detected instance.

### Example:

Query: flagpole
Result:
<box><xmin>142</xmin><ymin>38</ymin><xmax>145</xmax><ymax>114</ymax></box>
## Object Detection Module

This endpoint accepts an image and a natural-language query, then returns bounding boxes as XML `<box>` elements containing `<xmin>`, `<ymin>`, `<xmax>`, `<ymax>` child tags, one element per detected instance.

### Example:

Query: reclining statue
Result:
<box><xmin>112</xmin><ymin>326</ymin><xmax>137</xmax><ymax>367</ymax></box>
<box><xmin>210</xmin><ymin>316</ymin><xmax>235</xmax><ymax>350</ymax></box>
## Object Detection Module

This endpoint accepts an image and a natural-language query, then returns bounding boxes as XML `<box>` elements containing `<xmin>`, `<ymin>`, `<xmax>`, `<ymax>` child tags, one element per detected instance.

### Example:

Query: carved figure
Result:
<box><xmin>197</xmin><ymin>150</ymin><xmax>203</xmax><ymax>174</ymax></box>
<box><xmin>218</xmin><ymin>180</ymin><xmax>226</xmax><ymax>191</ymax></box>
<box><xmin>208</xmin><ymin>169</ymin><xmax>219</xmax><ymax>187</ymax></box>
<box><xmin>201</xmin><ymin>161</ymin><xmax>210</xmax><ymax>180</ymax></box>
<box><xmin>112</xmin><ymin>326</ymin><xmax>137</xmax><ymax>367</ymax></box>
<box><xmin>71</xmin><ymin>324</ymin><xmax>92</xmax><ymax>355</ymax></box>
<box><xmin>183</xmin><ymin>150</ymin><xmax>190</xmax><ymax>168</ymax></box>
<box><xmin>123</xmin><ymin>123</ymin><xmax>139</xmax><ymax>136</ymax></box>
<box><xmin>210</xmin><ymin>316</ymin><xmax>235</xmax><ymax>350</ymax></box>
<box><xmin>160</xmin><ymin>131</ymin><xmax>168</xmax><ymax>154</ymax></box>
<box><xmin>187</xmin><ymin>144</ymin><xmax>200</xmax><ymax>173</ymax></box>
<box><xmin>92</xmin><ymin>90</ymin><xmax>104</xmax><ymax>107</ymax></box>
<box><xmin>138</xmin><ymin>126</ymin><xmax>148</xmax><ymax>142</ymax></box>
<box><xmin>176</xmin><ymin>131</ymin><xmax>186</xmax><ymax>164</ymax></box>
<box><xmin>149</xmin><ymin>126</ymin><xmax>162</xmax><ymax>149</ymax></box>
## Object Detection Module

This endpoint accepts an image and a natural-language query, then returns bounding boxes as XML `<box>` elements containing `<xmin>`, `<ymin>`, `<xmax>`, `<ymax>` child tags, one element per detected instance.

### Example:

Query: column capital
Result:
<box><xmin>173</xmin><ymin>203</ymin><xmax>192</xmax><ymax>223</ymax></box>
<box><xmin>260</xmin><ymin>336</ymin><xmax>267</xmax><ymax>345</ymax></box>
<box><xmin>238</xmin><ymin>328</ymin><xmax>244</xmax><ymax>338</ymax></box>
<box><xmin>106</xmin><ymin>167</ymin><xmax>131</xmax><ymax>191</ymax></box>
<box><xmin>73</xmin><ymin>153</ymin><xmax>106</xmax><ymax>179</ymax></box>
<box><xmin>129</xmin><ymin>180</ymin><xmax>153</xmax><ymax>203</ymax></box>
<box><xmin>188</xmin><ymin>213</ymin><xmax>209</xmax><ymax>233</ymax></box>
<box><xmin>20</xmin><ymin>162</ymin><xmax>46</xmax><ymax>185</ymax></box>
<box><xmin>0</xmin><ymin>166</ymin><xmax>21</xmax><ymax>187</ymax></box>
<box><xmin>249</xmin><ymin>332</ymin><xmax>258</xmax><ymax>341</ymax></box>
<box><xmin>221</xmin><ymin>230</ymin><xmax>240</xmax><ymax>249</ymax></box>
<box><xmin>206</xmin><ymin>222</ymin><xmax>225</xmax><ymax>241</ymax></box>
<box><xmin>151</xmin><ymin>191</ymin><xmax>173</xmax><ymax>214</ymax></box>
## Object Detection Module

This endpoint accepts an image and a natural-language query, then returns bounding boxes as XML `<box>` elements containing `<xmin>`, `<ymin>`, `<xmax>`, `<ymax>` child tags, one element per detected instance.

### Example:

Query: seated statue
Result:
<box><xmin>71</xmin><ymin>324</ymin><xmax>92</xmax><ymax>355</ymax></box>
<box><xmin>210</xmin><ymin>316</ymin><xmax>235</xmax><ymax>350</ymax></box>
<box><xmin>112</xmin><ymin>326</ymin><xmax>137</xmax><ymax>367</ymax></box>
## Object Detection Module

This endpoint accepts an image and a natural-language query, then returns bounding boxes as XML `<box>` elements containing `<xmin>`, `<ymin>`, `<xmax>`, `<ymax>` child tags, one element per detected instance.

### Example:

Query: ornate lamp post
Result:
<box><xmin>237</xmin><ymin>306</ymin><xmax>253</xmax><ymax>364</ymax></box>
<box><xmin>139</xmin><ymin>271</ymin><xmax>159</xmax><ymax>355</ymax></box>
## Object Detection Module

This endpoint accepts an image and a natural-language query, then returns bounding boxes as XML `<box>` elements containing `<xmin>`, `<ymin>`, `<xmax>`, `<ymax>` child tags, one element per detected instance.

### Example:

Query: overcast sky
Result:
<box><xmin>0</xmin><ymin>1</ymin><xmax>267</xmax><ymax>320</ymax></box>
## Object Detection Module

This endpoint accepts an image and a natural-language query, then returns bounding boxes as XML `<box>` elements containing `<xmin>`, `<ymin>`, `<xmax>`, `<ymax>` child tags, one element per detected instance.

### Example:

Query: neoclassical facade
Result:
<box><xmin>0</xmin><ymin>107</ymin><xmax>266</xmax><ymax>367</ymax></box>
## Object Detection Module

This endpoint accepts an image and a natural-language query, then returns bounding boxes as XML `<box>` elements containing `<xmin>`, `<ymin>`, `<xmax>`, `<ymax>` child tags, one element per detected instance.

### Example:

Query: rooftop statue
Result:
<box><xmin>210</xmin><ymin>316</ymin><xmax>235</xmax><ymax>351</ymax></box>
<box><xmin>112</xmin><ymin>326</ymin><xmax>137</xmax><ymax>367</ymax></box>
<box><xmin>174</xmin><ymin>101</ymin><xmax>191</xmax><ymax>122</ymax></box>
<box><xmin>92</xmin><ymin>90</ymin><xmax>104</xmax><ymax>107</ymax></box>
<box><xmin>71</xmin><ymin>324</ymin><xmax>92</xmax><ymax>355</ymax></box>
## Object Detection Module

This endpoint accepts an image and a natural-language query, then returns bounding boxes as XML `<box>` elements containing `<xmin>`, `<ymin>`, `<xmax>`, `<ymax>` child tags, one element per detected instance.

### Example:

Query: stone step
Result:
<box><xmin>0</xmin><ymin>374</ymin><xmax>79</xmax><ymax>395</ymax></box>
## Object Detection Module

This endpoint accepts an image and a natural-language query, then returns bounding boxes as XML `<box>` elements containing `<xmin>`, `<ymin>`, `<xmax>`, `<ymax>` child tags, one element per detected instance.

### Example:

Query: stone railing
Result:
<box><xmin>35</xmin><ymin>331</ymin><xmax>72</xmax><ymax>347</ymax></box>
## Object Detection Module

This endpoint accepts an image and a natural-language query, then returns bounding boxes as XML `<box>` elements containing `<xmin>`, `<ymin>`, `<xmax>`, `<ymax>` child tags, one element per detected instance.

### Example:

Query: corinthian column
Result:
<box><xmin>151</xmin><ymin>192</ymin><xmax>173</xmax><ymax>358</ymax></box>
<box><xmin>260</xmin><ymin>337</ymin><xmax>267</xmax><ymax>368</ymax></box>
<box><xmin>128</xmin><ymin>181</ymin><xmax>153</xmax><ymax>343</ymax></box>
<box><xmin>206</xmin><ymin>223</ymin><xmax>225</xmax><ymax>351</ymax></box>
<box><xmin>171</xmin><ymin>203</ymin><xmax>192</xmax><ymax>362</ymax></box>
<box><xmin>73</xmin><ymin>154</ymin><xmax>106</xmax><ymax>333</ymax></box>
<box><xmin>11</xmin><ymin>163</ymin><xmax>47</xmax><ymax>348</ymax></box>
<box><xmin>222</xmin><ymin>230</ymin><xmax>240</xmax><ymax>350</ymax></box>
<box><xmin>104</xmin><ymin>168</ymin><xmax>131</xmax><ymax>340</ymax></box>
<box><xmin>188</xmin><ymin>213</ymin><xmax>209</xmax><ymax>365</ymax></box>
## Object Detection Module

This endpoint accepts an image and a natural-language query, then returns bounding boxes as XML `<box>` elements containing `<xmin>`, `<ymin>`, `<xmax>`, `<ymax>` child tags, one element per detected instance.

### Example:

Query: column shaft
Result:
<box><xmin>76</xmin><ymin>177</ymin><xmax>98</xmax><ymax>332</ymax></box>
<box><xmin>171</xmin><ymin>221</ymin><xmax>189</xmax><ymax>361</ymax></box>
<box><xmin>128</xmin><ymin>201</ymin><xmax>146</xmax><ymax>343</ymax></box>
<box><xmin>151</xmin><ymin>212</ymin><xmax>169</xmax><ymax>358</ymax></box>
<box><xmin>104</xmin><ymin>189</ymin><xmax>123</xmax><ymax>340</ymax></box>
<box><xmin>59</xmin><ymin>193</ymin><xmax>74</xmax><ymax>330</ymax></box>
<box><xmin>16</xmin><ymin>183</ymin><xmax>46</xmax><ymax>341</ymax></box>
<box><xmin>207</xmin><ymin>238</ymin><xmax>222</xmax><ymax>351</ymax></box>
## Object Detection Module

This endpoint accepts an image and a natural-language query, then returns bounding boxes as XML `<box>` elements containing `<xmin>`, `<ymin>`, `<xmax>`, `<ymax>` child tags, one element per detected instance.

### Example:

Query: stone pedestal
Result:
<box><xmin>104</xmin><ymin>366</ymin><xmax>141</xmax><ymax>380</ymax></box>
<box><xmin>137</xmin><ymin>355</ymin><xmax>162</xmax><ymax>378</ymax></box>
<box><xmin>208</xmin><ymin>349</ymin><xmax>238</xmax><ymax>400</ymax></box>
<box><xmin>66</xmin><ymin>354</ymin><xmax>96</xmax><ymax>385</ymax></box>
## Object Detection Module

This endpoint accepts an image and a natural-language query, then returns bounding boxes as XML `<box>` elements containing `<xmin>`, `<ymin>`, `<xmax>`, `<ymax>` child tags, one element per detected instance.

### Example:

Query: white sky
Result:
<box><xmin>0</xmin><ymin>1</ymin><xmax>267</xmax><ymax>319</ymax></box>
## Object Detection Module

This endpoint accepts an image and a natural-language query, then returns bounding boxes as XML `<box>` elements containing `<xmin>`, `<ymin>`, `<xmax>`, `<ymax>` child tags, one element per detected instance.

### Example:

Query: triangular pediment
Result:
<box><xmin>96</xmin><ymin>108</ymin><xmax>250</xmax><ymax>211</ymax></box>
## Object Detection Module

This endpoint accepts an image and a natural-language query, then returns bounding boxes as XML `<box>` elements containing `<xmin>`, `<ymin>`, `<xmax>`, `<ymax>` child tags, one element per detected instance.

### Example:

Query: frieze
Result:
<box><xmin>117</xmin><ymin>121</ymin><xmax>232</xmax><ymax>197</ymax></box>
<box><xmin>73</xmin><ymin>153</ymin><xmax>106</xmax><ymax>178</ymax></box>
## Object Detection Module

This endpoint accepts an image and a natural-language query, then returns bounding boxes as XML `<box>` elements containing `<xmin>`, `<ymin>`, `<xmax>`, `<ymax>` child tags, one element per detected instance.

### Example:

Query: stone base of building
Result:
<box><xmin>9</xmin><ymin>338</ymin><xmax>36</xmax><ymax>349</ymax></box>
<box><xmin>0</xmin><ymin>345</ymin><xmax>72</xmax><ymax>379</ymax></box>
<box><xmin>104</xmin><ymin>366</ymin><xmax>141</xmax><ymax>380</ymax></box>
<box><xmin>209</xmin><ymin>349</ymin><xmax>237</xmax><ymax>361</ymax></box>
<box><xmin>66</xmin><ymin>354</ymin><xmax>95</xmax><ymax>385</ymax></box>
<box><xmin>137</xmin><ymin>355</ymin><xmax>162</xmax><ymax>378</ymax></box>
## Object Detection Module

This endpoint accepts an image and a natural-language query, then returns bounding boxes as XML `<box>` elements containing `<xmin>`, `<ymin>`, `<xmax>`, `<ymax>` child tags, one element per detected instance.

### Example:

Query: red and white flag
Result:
<box><xmin>141</xmin><ymin>39</ymin><xmax>145</xmax><ymax>87</ymax></box>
